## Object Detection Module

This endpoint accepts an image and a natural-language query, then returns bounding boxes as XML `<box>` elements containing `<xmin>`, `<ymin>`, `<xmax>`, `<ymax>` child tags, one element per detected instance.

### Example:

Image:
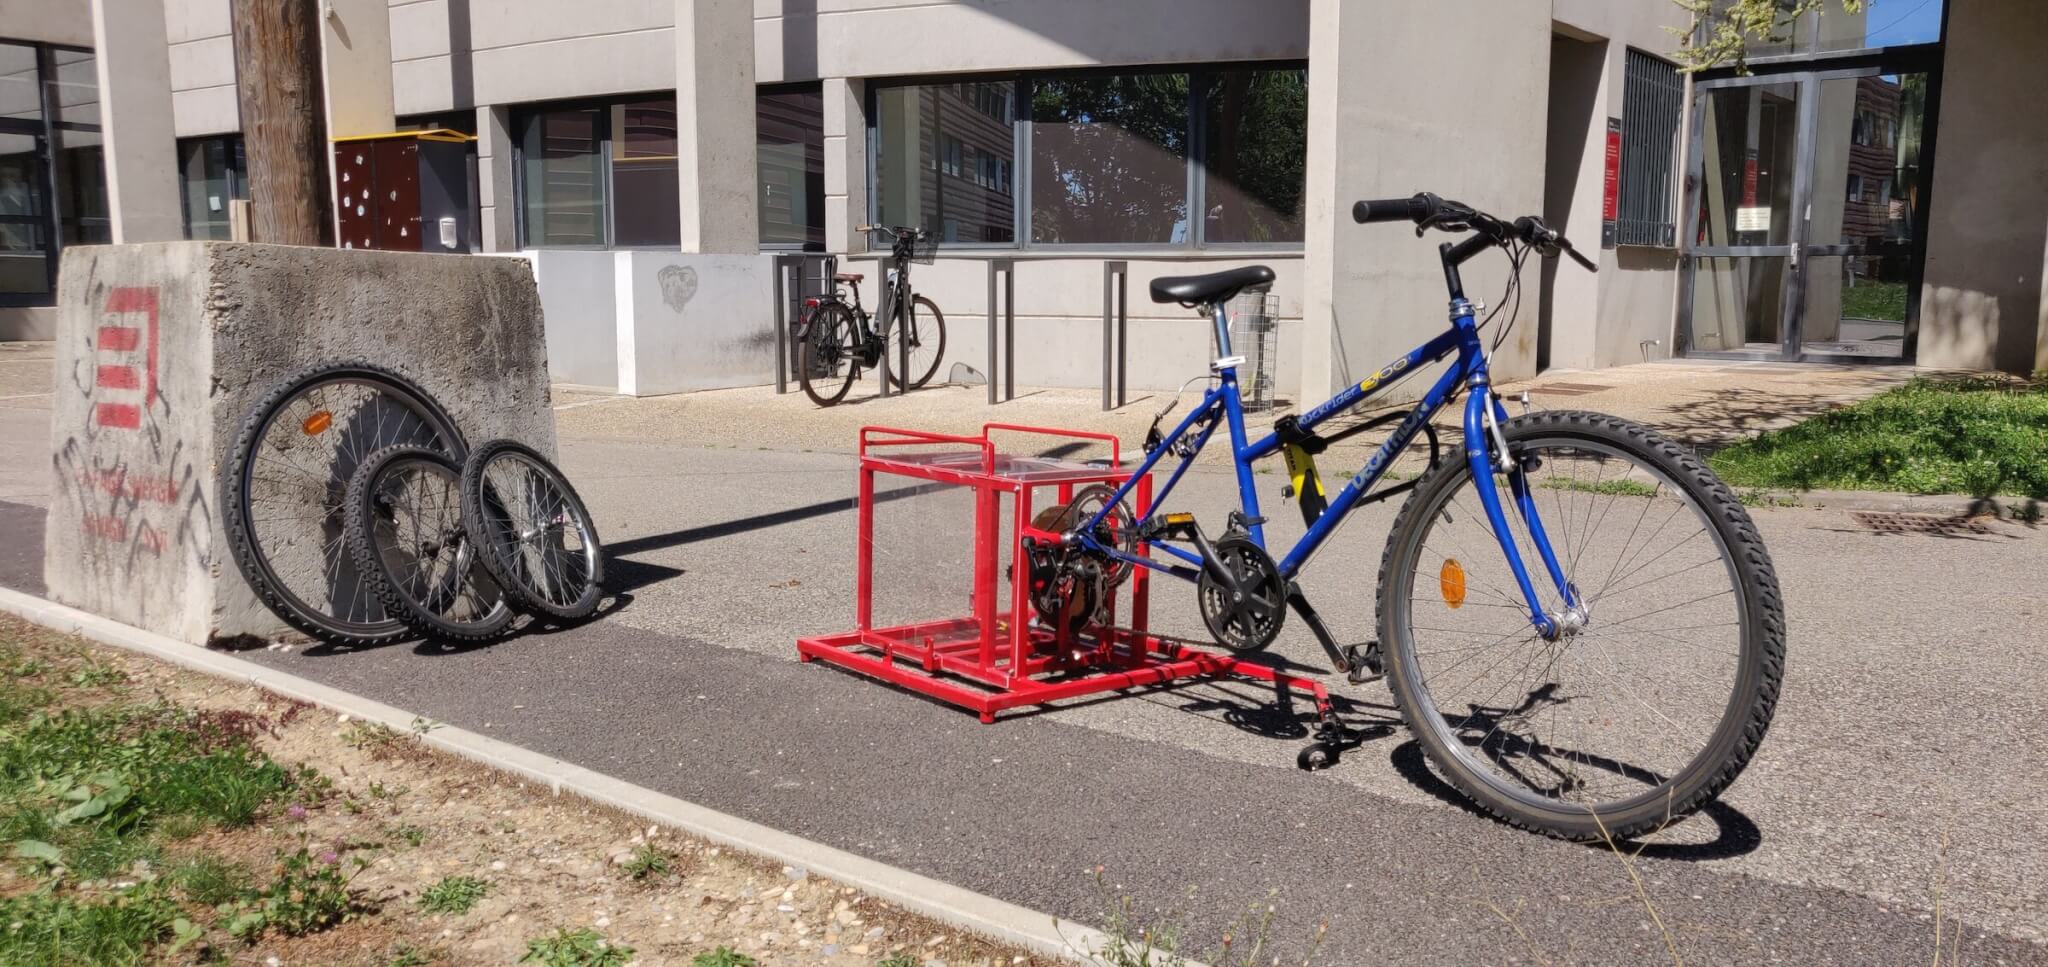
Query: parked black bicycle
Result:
<box><xmin>797</xmin><ymin>225</ymin><xmax>946</xmax><ymax>406</ymax></box>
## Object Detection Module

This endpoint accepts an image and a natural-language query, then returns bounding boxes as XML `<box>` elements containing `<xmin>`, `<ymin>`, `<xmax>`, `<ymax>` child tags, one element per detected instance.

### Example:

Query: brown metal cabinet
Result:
<box><xmin>331</xmin><ymin>130</ymin><xmax>476</xmax><ymax>253</ymax></box>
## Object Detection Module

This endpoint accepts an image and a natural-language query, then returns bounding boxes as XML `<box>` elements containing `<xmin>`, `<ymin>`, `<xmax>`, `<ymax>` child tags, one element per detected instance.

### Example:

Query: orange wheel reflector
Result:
<box><xmin>301</xmin><ymin>411</ymin><xmax>333</xmax><ymax>435</ymax></box>
<box><xmin>1439</xmin><ymin>558</ymin><xmax>1467</xmax><ymax>609</ymax></box>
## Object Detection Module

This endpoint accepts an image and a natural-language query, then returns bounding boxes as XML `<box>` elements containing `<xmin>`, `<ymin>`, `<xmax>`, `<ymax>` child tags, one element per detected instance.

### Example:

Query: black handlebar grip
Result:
<box><xmin>1353</xmin><ymin>196</ymin><xmax>1425</xmax><ymax>225</ymax></box>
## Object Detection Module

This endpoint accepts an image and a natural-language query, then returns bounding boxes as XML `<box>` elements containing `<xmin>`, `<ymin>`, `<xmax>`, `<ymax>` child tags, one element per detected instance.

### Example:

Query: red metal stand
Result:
<box><xmin>797</xmin><ymin>423</ymin><xmax>1332</xmax><ymax>724</ymax></box>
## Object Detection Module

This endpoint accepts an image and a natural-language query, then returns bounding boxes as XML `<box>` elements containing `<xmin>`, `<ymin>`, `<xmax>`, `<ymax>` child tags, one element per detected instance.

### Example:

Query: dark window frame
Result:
<box><xmin>865</xmin><ymin>60</ymin><xmax>1309</xmax><ymax>254</ymax></box>
<box><xmin>1</xmin><ymin>39</ymin><xmax>99</xmax><ymax>309</ymax></box>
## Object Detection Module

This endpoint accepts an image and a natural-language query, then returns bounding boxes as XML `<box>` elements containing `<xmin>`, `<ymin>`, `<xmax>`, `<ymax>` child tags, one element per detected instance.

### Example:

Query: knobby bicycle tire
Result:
<box><xmin>1376</xmin><ymin>410</ymin><xmax>1784</xmax><ymax>842</ymax></box>
<box><xmin>345</xmin><ymin>445</ymin><xmax>514</xmax><ymax>644</ymax></box>
<box><xmin>458</xmin><ymin>439</ymin><xmax>605</xmax><ymax>622</ymax></box>
<box><xmin>221</xmin><ymin>359</ymin><xmax>466</xmax><ymax>646</ymax></box>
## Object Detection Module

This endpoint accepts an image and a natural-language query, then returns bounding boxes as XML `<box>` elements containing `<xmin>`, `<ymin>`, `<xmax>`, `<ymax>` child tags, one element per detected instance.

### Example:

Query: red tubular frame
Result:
<box><xmin>799</xmin><ymin>423</ymin><xmax>1332</xmax><ymax>725</ymax></box>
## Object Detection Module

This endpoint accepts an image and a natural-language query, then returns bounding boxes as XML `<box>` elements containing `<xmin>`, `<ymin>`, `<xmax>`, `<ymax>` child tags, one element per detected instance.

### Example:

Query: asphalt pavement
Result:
<box><xmin>4</xmin><ymin>348</ymin><xmax>2044</xmax><ymax>965</ymax></box>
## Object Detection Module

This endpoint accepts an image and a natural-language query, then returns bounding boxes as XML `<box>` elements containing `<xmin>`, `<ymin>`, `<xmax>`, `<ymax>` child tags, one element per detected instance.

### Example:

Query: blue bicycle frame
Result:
<box><xmin>1074</xmin><ymin>296</ymin><xmax>1581</xmax><ymax>639</ymax></box>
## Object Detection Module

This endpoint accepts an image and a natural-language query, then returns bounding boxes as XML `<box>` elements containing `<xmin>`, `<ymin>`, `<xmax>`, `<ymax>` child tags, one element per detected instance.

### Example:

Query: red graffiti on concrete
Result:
<box><xmin>74</xmin><ymin>467</ymin><xmax>180</xmax><ymax>504</ymax></box>
<box><xmin>94</xmin><ymin>287</ymin><xmax>160</xmax><ymax>431</ymax></box>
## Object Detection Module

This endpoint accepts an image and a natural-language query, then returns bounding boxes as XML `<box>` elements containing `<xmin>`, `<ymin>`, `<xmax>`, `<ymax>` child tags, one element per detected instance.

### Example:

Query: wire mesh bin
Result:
<box><xmin>870</xmin><ymin>228</ymin><xmax>939</xmax><ymax>264</ymax></box>
<box><xmin>1225</xmin><ymin>285</ymin><xmax>1281</xmax><ymax>412</ymax></box>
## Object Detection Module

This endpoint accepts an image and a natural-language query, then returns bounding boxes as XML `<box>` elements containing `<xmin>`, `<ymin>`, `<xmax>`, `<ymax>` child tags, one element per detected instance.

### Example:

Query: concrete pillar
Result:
<box><xmin>319</xmin><ymin>0</ymin><xmax>396</xmax><ymax>139</ymax></box>
<box><xmin>675</xmin><ymin>0</ymin><xmax>759</xmax><ymax>255</ymax></box>
<box><xmin>1917</xmin><ymin>0</ymin><xmax>2048</xmax><ymax>373</ymax></box>
<box><xmin>476</xmin><ymin>105</ymin><xmax>519</xmax><ymax>252</ymax></box>
<box><xmin>1299</xmin><ymin>0</ymin><xmax>1551</xmax><ymax>401</ymax></box>
<box><xmin>88</xmin><ymin>0</ymin><xmax>183</xmax><ymax>243</ymax></box>
<box><xmin>823</xmin><ymin>77</ymin><xmax>868</xmax><ymax>254</ymax></box>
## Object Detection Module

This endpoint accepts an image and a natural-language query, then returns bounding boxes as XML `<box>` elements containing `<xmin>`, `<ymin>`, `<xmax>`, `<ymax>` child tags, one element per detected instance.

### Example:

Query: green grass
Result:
<box><xmin>0</xmin><ymin>883</ymin><xmax>193</xmax><ymax>966</ymax></box>
<box><xmin>167</xmin><ymin>854</ymin><xmax>255</xmax><ymax>907</ymax></box>
<box><xmin>1709</xmin><ymin>377</ymin><xmax>2048</xmax><ymax>499</ymax></box>
<box><xmin>520</xmin><ymin>927</ymin><xmax>635</xmax><ymax>967</ymax></box>
<box><xmin>1839</xmin><ymin>280</ymin><xmax>1908</xmax><ymax>322</ymax></box>
<box><xmin>619</xmin><ymin>843</ymin><xmax>674</xmax><ymax>881</ymax></box>
<box><xmin>419</xmin><ymin>874</ymin><xmax>491</xmax><ymax>915</ymax></box>
<box><xmin>1538</xmin><ymin>477</ymin><xmax>1660</xmax><ymax>498</ymax></box>
<box><xmin>221</xmin><ymin>846</ymin><xmax>364</xmax><ymax>940</ymax></box>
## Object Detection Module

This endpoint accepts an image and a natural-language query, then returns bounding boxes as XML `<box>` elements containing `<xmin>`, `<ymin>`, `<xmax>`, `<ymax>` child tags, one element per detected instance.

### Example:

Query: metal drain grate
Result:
<box><xmin>1850</xmin><ymin>511</ymin><xmax>1991</xmax><ymax>536</ymax></box>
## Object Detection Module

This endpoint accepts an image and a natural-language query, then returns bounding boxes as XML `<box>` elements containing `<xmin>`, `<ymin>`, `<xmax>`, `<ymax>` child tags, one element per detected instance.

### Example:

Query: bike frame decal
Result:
<box><xmin>1075</xmin><ymin>305</ymin><xmax>1573</xmax><ymax>631</ymax></box>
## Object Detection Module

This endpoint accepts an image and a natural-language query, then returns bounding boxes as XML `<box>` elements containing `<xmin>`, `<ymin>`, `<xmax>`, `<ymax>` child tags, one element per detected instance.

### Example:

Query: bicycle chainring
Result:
<box><xmin>1198</xmin><ymin>536</ymin><xmax>1286</xmax><ymax>652</ymax></box>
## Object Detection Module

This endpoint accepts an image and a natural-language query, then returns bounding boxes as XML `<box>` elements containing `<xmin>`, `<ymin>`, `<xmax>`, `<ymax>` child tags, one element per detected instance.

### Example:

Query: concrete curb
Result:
<box><xmin>1741</xmin><ymin>487</ymin><xmax>2042</xmax><ymax>520</ymax></box>
<box><xmin>0</xmin><ymin>587</ymin><xmax>1138</xmax><ymax>966</ymax></box>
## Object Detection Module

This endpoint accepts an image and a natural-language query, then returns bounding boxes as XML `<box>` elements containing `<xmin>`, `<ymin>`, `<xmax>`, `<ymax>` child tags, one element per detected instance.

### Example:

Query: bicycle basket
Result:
<box><xmin>1224</xmin><ymin>286</ymin><xmax>1281</xmax><ymax>413</ymax></box>
<box><xmin>872</xmin><ymin>228</ymin><xmax>939</xmax><ymax>265</ymax></box>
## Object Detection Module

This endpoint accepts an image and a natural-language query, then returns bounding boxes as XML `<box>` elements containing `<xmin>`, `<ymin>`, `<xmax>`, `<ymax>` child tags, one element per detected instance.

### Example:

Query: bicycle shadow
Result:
<box><xmin>1386</xmin><ymin>739</ymin><xmax>1764</xmax><ymax>862</ymax></box>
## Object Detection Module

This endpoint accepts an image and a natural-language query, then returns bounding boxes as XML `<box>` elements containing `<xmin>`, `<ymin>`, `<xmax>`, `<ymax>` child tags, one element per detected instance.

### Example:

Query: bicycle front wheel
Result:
<box><xmin>888</xmin><ymin>295</ymin><xmax>946</xmax><ymax>390</ymax></box>
<box><xmin>1377</xmin><ymin>411</ymin><xmax>1783</xmax><ymax>841</ymax></box>
<box><xmin>799</xmin><ymin>303</ymin><xmax>860</xmax><ymax>407</ymax></box>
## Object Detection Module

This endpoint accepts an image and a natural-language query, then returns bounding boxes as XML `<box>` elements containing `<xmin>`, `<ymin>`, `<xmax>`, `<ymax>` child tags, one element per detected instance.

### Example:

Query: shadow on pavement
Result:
<box><xmin>1387</xmin><ymin>740</ymin><xmax>1764</xmax><ymax>862</ymax></box>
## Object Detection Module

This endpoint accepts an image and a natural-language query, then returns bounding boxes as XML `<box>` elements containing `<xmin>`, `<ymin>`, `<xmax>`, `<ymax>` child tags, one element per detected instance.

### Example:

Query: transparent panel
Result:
<box><xmin>54</xmin><ymin>126</ymin><xmax>106</xmax><ymax>244</ymax></box>
<box><xmin>874</xmin><ymin>82</ymin><xmax>1017</xmax><ymax>244</ymax></box>
<box><xmin>0</xmin><ymin>43</ymin><xmax>38</xmax><ymax>125</ymax></box>
<box><xmin>609</xmin><ymin>99</ymin><xmax>679</xmax><ymax>247</ymax></box>
<box><xmin>519</xmin><ymin>106</ymin><xmax>605</xmax><ymax>246</ymax></box>
<box><xmin>1819</xmin><ymin>0</ymin><xmax>1945</xmax><ymax>50</ymax></box>
<box><xmin>1801</xmin><ymin>254</ymin><xmax>1909</xmax><ymax>357</ymax></box>
<box><xmin>1694</xmin><ymin>82</ymin><xmax>1799</xmax><ymax>247</ymax></box>
<box><xmin>1030</xmin><ymin>72</ymin><xmax>1189</xmax><ymax>245</ymax></box>
<box><xmin>1689</xmin><ymin>256</ymin><xmax>1788</xmax><ymax>352</ymax></box>
<box><xmin>757</xmin><ymin>88</ymin><xmax>824</xmax><ymax>249</ymax></box>
<box><xmin>1200</xmin><ymin>68</ymin><xmax>1306</xmax><ymax>244</ymax></box>
<box><xmin>1807</xmin><ymin>74</ymin><xmax>1926</xmax><ymax>247</ymax></box>
<box><xmin>48</xmin><ymin>49</ymin><xmax>97</xmax><ymax>126</ymax></box>
<box><xmin>180</xmin><ymin>137</ymin><xmax>237</xmax><ymax>240</ymax></box>
<box><xmin>0</xmin><ymin>130</ymin><xmax>49</xmax><ymax>295</ymax></box>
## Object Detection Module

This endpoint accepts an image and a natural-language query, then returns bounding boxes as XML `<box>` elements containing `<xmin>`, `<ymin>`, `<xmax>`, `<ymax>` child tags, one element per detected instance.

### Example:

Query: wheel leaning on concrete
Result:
<box><xmin>222</xmin><ymin>359</ymin><xmax>467</xmax><ymax>646</ymax></box>
<box><xmin>458</xmin><ymin>439</ymin><xmax>605</xmax><ymax>622</ymax></box>
<box><xmin>344</xmin><ymin>445</ymin><xmax>516</xmax><ymax>644</ymax></box>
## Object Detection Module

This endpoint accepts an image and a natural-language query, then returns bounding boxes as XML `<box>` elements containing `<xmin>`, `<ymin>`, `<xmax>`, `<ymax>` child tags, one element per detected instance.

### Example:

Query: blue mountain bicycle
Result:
<box><xmin>1058</xmin><ymin>193</ymin><xmax>1783</xmax><ymax>841</ymax></box>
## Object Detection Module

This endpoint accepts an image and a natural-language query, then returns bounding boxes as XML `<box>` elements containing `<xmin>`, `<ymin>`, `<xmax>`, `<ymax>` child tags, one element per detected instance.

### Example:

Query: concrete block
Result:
<box><xmin>44</xmin><ymin>241</ymin><xmax>554</xmax><ymax>646</ymax></box>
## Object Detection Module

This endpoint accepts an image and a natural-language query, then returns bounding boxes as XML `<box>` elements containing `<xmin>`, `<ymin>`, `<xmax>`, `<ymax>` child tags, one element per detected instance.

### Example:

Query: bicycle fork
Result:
<box><xmin>1461</xmin><ymin>375</ymin><xmax>1582</xmax><ymax>640</ymax></box>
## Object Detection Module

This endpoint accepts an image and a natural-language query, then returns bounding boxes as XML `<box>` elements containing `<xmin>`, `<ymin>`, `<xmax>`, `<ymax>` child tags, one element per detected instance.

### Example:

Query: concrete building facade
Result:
<box><xmin>4</xmin><ymin>0</ymin><xmax>2041</xmax><ymax>394</ymax></box>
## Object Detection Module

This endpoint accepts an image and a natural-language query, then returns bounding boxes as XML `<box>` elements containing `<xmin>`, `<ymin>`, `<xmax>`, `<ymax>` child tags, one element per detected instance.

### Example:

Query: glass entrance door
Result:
<box><xmin>1681</xmin><ymin>67</ymin><xmax>1935</xmax><ymax>362</ymax></box>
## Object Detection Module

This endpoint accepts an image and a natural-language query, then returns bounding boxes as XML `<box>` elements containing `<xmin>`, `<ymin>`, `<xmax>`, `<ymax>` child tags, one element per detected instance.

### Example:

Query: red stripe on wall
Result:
<box><xmin>98</xmin><ymin>326</ymin><xmax>141</xmax><ymax>352</ymax></box>
<box><xmin>96</xmin><ymin>403</ymin><xmax>141</xmax><ymax>429</ymax></box>
<box><xmin>97</xmin><ymin>365</ymin><xmax>141</xmax><ymax>390</ymax></box>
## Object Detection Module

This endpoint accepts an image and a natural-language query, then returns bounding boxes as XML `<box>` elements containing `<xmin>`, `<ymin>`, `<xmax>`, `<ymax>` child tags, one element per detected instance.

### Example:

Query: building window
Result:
<box><xmin>0</xmin><ymin>39</ymin><xmax>103</xmax><ymax>306</ymax></box>
<box><xmin>1846</xmin><ymin>173</ymin><xmax>1864</xmax><ymax>202</ymax></box>
<box><xmin>758</xmin><ymin>85</ymin><xmax>823</xmax><ymax>250</ymax></box>
<box><xmin>872</xmin><ymin>64</ymin><xmax>1306</xmax><ymax>251</ymax></box>
<box><xmin>1616</xmin><ymin>49</ymin><xmax>1683</xmax><ymax>248</ymax></box>
<box><xmin>873</xmin><ymin>81</ymin><xmax>1017</xmax><ymax>244</ymax></box>
<box><xmin>516</xmin><ymin>88</ymin><xmax>823</xmax><ymax>249</ymax></box>
<box><xmin>178</xmin><ymin>136</ymin><xmax>245</xmax><ymax>240</ymax></box>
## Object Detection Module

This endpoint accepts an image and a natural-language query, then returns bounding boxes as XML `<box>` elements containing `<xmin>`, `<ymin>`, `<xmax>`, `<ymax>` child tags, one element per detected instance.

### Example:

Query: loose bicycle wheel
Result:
<box><xmin>222</xmin><ymin>360</ymin><xmax>466</xmax><ymax>646</ymax></box>
<box><xmin>458</xmin><ymin>439</ymin><xmax>604</xmax><ymax>621</ymax></box>
<box><xmin>1377</xmin><ymin>411</ymin><xmax>1783</xmax><ymax>841</ymax></box>
<box><xmin>888</xmin><ymin>295</ymin><xmax>946</xmax><ymax>391</ymax></box>
<box><xmin>345</xmin><ymin>445</ymin><xmax>513</xmax><ymax>644</ymax></box>
<box><xmin>798</xmin><ymin>303</ymin><xmax>860</xmax><ymax>407</ymax></box>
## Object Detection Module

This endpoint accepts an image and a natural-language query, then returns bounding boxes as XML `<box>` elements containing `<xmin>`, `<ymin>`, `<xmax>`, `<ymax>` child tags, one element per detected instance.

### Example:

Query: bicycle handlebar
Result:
<box><xmin>857</xmin><ymin>224</ymin><xmax>927</xmax><ymax>241</ymax></box>
<box><xmin>1352</xmin><ymin>192</ymin><xmax>1597</xmax><ymax>273</ymax></box>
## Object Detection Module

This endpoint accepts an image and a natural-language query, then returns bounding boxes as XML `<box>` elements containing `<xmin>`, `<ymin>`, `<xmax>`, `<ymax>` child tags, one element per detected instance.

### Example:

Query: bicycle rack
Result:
<box><xmin>1102</xmin><ymin>261</ymin><xmax>1129</xmax><ymax>411</ymax></box>
<box><xmin>985</xmin><ymin>259</ymin><xmax>1016</xmax><ymax>404</ymax></box>
<box><xmin>796</xmin><ymin>423</ymin><xmax>1333</xmax><ymax>724</ymax></box>
<box><xmin>771</xmin><ymin>254</ymin><xmax>835</xmax><ymax>394</ymax></box>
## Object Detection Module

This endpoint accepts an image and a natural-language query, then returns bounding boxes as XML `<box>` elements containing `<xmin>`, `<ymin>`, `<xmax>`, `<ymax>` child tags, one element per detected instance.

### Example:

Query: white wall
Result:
<box><xmin>527</xmin><ymin>249</ymin><xmax>619</xmax><ymax>389</ymax></box>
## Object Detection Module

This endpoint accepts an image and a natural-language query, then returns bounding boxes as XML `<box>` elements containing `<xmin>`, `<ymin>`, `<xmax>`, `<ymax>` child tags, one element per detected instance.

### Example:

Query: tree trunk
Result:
<box><xmin>230</xmin><ymin>0</ymin><xmax>330</xmax><ymax>246</ymax></box>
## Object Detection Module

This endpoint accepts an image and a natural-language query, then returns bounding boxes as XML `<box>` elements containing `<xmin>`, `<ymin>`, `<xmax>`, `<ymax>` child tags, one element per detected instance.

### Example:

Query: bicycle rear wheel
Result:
<box><xmin>799</xmin><ymin>303</ymin><xmax>860</xmax><ymax>407</ymax></box>
<box><xmin>888</xmin><ymin>295</ymin><xmax>946</xmax><ymax>391</ymax></box>
<box><xmin>1377</xmin><ymin>411</ymin><xmax>1783</xmax><ymax>841</ymax></box>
